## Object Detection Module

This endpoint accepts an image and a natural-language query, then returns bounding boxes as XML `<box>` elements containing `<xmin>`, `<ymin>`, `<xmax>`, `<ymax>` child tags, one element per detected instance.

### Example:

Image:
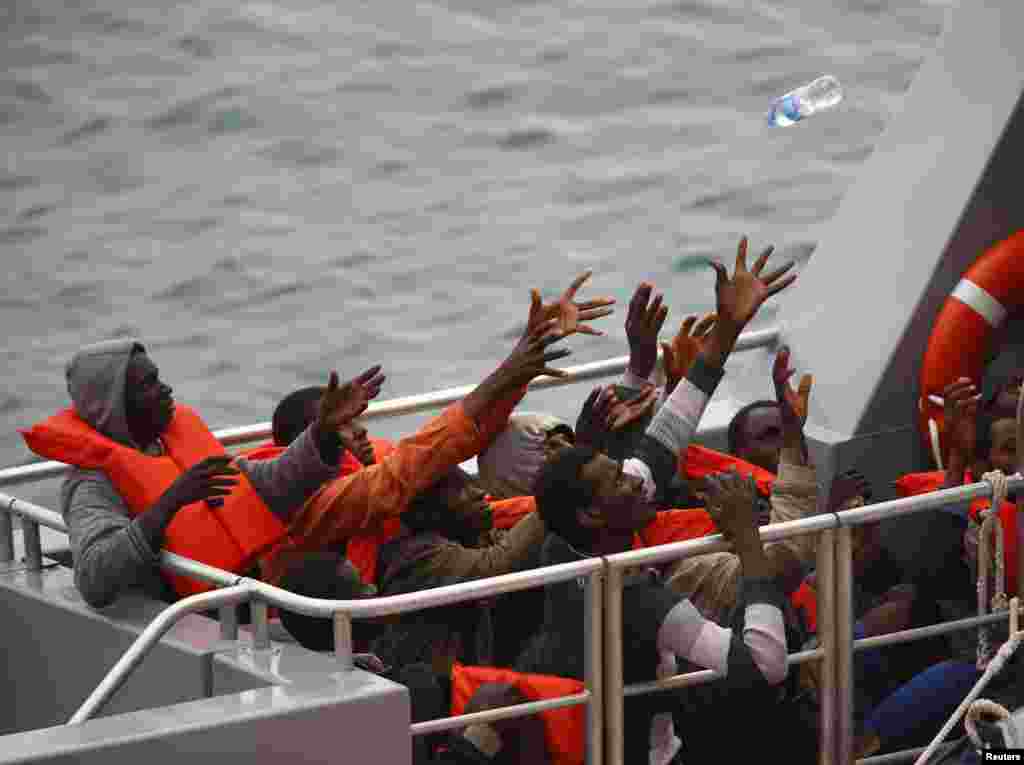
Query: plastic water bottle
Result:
<box><xmin>766</xmin><ymin>75</ymin><xmax>843</xmax><ymax>127</ymax></box>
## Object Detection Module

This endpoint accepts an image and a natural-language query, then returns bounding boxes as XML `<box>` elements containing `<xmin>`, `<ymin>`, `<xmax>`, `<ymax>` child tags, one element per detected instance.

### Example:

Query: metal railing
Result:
<box><xmin>4</xmin><ymin>328</ymin><xmax>1017</xmax><ymax>764</ymax></box>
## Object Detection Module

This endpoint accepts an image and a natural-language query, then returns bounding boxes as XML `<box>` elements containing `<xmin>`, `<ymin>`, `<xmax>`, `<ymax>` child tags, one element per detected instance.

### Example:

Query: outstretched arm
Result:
<box><xmin>637</xmin><ymin>238</ymin><xmax>797</xmax><ymax>493</ymax></box>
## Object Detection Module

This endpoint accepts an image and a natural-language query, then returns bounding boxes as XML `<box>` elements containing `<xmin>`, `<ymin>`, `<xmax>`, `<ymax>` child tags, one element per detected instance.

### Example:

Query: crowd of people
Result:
<box><xmin>21</xmin><ymin>236</ymin><xmax>1024</xmax><ymax>763</ymax></box>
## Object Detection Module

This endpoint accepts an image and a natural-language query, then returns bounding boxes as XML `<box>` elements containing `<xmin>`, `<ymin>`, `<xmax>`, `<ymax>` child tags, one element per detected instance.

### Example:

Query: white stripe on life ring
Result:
<box><xmin>952</xmin><ymin>279</ymin><xmax>1008</xmax><ymax>328</ymax></box>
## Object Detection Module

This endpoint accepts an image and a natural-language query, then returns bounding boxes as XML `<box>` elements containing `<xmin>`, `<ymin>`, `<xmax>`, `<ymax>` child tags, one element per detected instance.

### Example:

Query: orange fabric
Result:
<box><xmin>895</xmin><ymin>470</ymin><xmax>1020</xmax><ymax>597</ymax></box>
<box><xmin>790</xmin><ymin>581</ymin><xmax>818</xmax><ymax>634</ymax></box>
<box><xmin>22</xmin><ymin>405</ymin><xmax>284</xmax><ymax>597</ymax></box>
<box><xmin>240</xmin><ymin>436</ymin><xmax>395</xmax><ymax>474</ymax></box>
<box><xmin>919</xmin><ymin>230</ymin><xmax>1024</xmax><ymax>463</ymax></box>
<box><xmin>450</xmin><ymin>663</ymin><xmax>585</xmax><ymax>765</ymax></box>
<box><xmin>893</xmin><ymin>470</ymin><xmax>946</xmax><ymax>498</ymax></box>
<box><xmin>259</xmin><ymin>402</ymin><xmax>492</xmax><ymax>586</ymax></box>
<box><xmin>680</xmin><ymin>444</ymin><xmax>775</xmax><ymax>496</ymax></box>
<box><xmin>634</xmin><ymin>508</ymin><xmax>717</xmax><ymax>549</ymax></box>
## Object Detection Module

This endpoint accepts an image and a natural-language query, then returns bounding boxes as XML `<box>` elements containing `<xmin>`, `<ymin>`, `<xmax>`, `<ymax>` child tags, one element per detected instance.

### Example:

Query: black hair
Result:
<box><xmin>278</xmin><ymin>553</ymin><xmax>381</xmax><ymax>652</ymax></box>
<box><xmin>272</xmin><ymin>386</ymin><xmax>323</xmax><ymax>447</ymax></box>
<box><xmin>726</xmin><ymin>400</ymin><xmax>779</xmax><ymax>456</ymax></box>
<box><xmin>532</xmin><ymin>445</ymin><xmax>599</xmax><ymax>549</ymax></box>
<box><xmin>400</xmin><ymin>468</ymin><xmax>470</xmax><ymax>537</ymax></box>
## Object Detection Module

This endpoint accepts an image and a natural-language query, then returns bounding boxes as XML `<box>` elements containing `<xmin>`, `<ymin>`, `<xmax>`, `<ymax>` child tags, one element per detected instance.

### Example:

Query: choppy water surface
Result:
<box><xmin>3</xmin><ymin>0</ymin><xmax>952</xmax><ymax>485</ymax></box>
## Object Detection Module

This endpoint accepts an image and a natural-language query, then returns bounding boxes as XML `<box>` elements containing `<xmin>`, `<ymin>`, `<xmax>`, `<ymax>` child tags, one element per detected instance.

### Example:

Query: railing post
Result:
<box><xmin>816</xmin><ymin>529</ymin><xmax>836</xmax><ymax>765</ymax></box>
<box><xmin>584</xmin><ymin>567</ymin><xmax>604</xmax><ymax>765</ymax></box>
<box><xmin>251</xmin><ymin>601</ymin><xmax>270</xmax><ymax>651</ymax></box>
<box><xmin>219</xmin><ymin>604</ymin><xmax>239</xmax><ymax>641</ymax></box>
<box><xmin>0</xmin><ymin>503</ymin><xmax>13</xmax><ymax>563</ymax></box>
<box><xmin>22</xmin><ymin>518</ymin><xmax>43</xmax><ymax>570</ymax></box>
<box><xmin>603</xmin><ymin>565</ymin><xmax>624</xmax><ymax>765</ymax></box>
<box><xmin>334</xmin><ymin>611</ymin><xmax>354</xmax><ymax>671</ymax></box>
<box><xmin>836</xmin><ymin>525</ymin><xmax>856</xmax><ymax>765</ymax></box>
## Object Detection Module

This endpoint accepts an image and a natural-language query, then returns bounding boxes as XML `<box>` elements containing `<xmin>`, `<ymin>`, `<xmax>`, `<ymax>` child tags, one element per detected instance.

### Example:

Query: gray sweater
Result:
<box><xmin>58</xmin><ymin>339</ymin><xmax>338</xmax><ymax>608</ymax></box>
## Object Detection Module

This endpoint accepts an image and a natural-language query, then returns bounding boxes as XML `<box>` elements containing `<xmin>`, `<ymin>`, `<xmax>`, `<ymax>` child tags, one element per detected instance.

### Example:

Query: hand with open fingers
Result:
<box><xmin>695</xmin><ymin>469</ymin><xmax>761</xmax><ymax>541</ymax></box>
<box><xmin>625</xmin><ymin>282</ymin><xmax>669</xmax><ymax>380</ymax></box>
<box><xmin>708</xmin><ymin>237</ymin><xmax>796</xmax><ymax>335</ymax></box>
<box><xmin>661</xmin><ymin>313</ymin><xmax>716</xmax><ymax>394</ymax></box>
<box><xmin>607</xmin><ymin>384</ymin><xmax>659</xmax><ymax>431</ymax></box>
<box><xmin>828</xmin><ymin>469</ymin><xmax>871</xmax><ymax>514</ymax></box>
<box><xmin>527</xmin><ymin>270</ymin><xmax>615</xmax><ymax>339</ymax></box>
<box><xmin>318</xmin><ymin>366</ymin><xmax>387</xmax><ymax>432</ymax></box>
<box><xmin>773</xmin><ymin>346</ymin><xmax>812</xmax><ymax>429</ymax></box>
<box><xmin>496</xmin><ymin>318</ymin><xmax>572</xmax><ymax>388</ymax></box>
<box><xmin>575</xmin><ymin>385</ymin><xmax>618</xmax><ymax>448</ymax></box>
<box><xmin>942</xmin><ymin>377</ymin><xmax>981</xmax><ymax>462</ymax></box>
<box><xmin>161</xmin><ymin>455</ymin><xmax>240</xmax><ymax>512</ymax></box>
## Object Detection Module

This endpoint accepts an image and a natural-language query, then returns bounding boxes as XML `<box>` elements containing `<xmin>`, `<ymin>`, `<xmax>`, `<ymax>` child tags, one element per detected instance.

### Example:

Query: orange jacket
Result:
<box><xmin>450</xmin><ymin>662</ymin><xmax>585</xmax><ymax>765</ymax></box>
<box><xmin>259</xmin><ymin>401</ymin><xmax>514</xmax><ymax>586</ymax></box>
<box><xmin>679</xmin><ymin>444</ymin><xmax>775</xmax><ymax>496</ymax></box>
<box><xmin>896</xmin><ymin>469</ymin><xmax>1019</xmax><ymax>595</ymax></box>
<box><xmin>22</xmin><ymin>404</ymin><xmax>285</xmax><ymax>597</ymax></box>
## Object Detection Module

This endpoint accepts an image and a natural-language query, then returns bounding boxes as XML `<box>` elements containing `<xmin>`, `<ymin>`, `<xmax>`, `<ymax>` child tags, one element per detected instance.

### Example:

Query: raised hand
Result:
<box><xmin>607</xmin><ymin>384</ymin><xmax>659</xmax><ymax>430</ymax></box>
<box><xmin>494</xmin><ymin>318</ymin><xmax>572</xmax><ymax>389</ymax></box>
<box><xmin>625</xmin><ymin>282</ymin><xmax>669</xmax><ymax>380</ymax></box>
<box><xmin>828</xmin><ymin>469</ymin><xmax>871</xmax><ymax>513</ymax></box>
<box><xmin>709</xmin><ymin>237</ymin><xmax>795</xmax><ymax>335</ymax></box>
<box><xmin>941</xmin><ymin>377</ymin><xmax>981</xmax><ymax>464</ymax></box>
<box><xmin>162</xmin><ymin>455</ymin><xmax>239</xmax><ymax>510</ymax></box>
<box><xmin>695</xmin><ymin>468</ymin><xmax>761</xmax><ymax>543</ymax></box>
<box><xmin>528</xmin><ymin>270</ymin><xmax>615</xmax><ymax>339</ymax></box>
<box><xmin>574</xmin><ymin>386</ymin><xmax>618</xmax><ymax>449</ymax></box>
<box><xmin>317</xmin><ymin>365</ymin><xmax>387</xmax><ymax>433</ymax></box>
<box><xmin>661</xmin><ymin>313</ymin><xmax>716</xmax><ymax>394</ymax></box>
<box><xmin>773</xmin><ymin>346</ymin><xmax>812</xmax><ymax>429</ymax></box>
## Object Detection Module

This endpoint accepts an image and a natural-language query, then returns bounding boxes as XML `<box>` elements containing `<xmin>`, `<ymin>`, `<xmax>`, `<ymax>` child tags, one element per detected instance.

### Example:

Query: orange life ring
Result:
<box><xmin>919</xmin><ymin>231</ymin><xmax>1024</xmax><ymax>468</ymax></box>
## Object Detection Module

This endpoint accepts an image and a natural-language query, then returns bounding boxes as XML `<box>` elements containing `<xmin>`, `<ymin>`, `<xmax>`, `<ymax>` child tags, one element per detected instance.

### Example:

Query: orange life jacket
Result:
<box><xmin>680</xmin><ymin>444</ymin><xmax>775</xmax><ymax>496</ymax></box>
<box><xmin>895</xmin><ymin>469</ymin><xmax>1019</xmax><ymax>596</ymax></box>
<box><xmin>450</xmin><ymin>662</ymin><xmax>585</xmax><ymax>765</ymax></box>
<box><xmin>790</xmin><ymin>581</ymin><xmax>818</xmax><ymax>634</ymax></box>
<box><xmin>22</xmin><ymin>404</ymin><xmax>287</xmax><ymax>598</ymax></box>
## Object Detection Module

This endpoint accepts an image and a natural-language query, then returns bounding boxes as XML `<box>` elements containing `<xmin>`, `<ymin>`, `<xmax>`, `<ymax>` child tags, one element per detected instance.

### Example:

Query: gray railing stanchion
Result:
<box><xmin>836</xmin><ymin>525</ymin><xmax>856</xmax><ymax>765</ymax></box>
<box><xmin>584</xmin><ymin>567</ymin><xmax>604</xmax><ymax>765</ymax></box>
<box><xmin>604</xmin><ymin>564</ymin><xmax>624</xmax><ymax>765</ymax></box>
<box><xmin>69</xmin><ymin>584</ymin><xmax>251</xmax><ymax>724</ymax></box>
<box><xmin>334</xmin><ymin>611</ymin><xmax>354</xmax><ymax>670</ymax></box>
<box><xmin>220</xmin><ymin>604</ymin><xmax>239</xmax><ymax>641</ymax></box>
<box><xmin>22</xmin><ymin>518</ymin><xmax>43</xmax><ymax>570</ymax></box>
<box><xmin>816</xmin><ymin>529</ymin><xmax>837</xmax><ymax>765</ymax></box>
<box><xmin>0</xmin><ymin>504</ymin><xmax>13</xmax><ymax>563</ymax></box>
<box><xmin>251</xmin><ymin>601</ymin><xmax>270</xmax><ymax>651</ymax></box>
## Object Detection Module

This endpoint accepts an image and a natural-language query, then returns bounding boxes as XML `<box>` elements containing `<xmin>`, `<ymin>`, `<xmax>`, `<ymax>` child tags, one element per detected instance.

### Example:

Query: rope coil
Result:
<box><xmin>977</xmin><ymin>471</ymin><xmax>1010</xmax><ymax>670</ymax></box>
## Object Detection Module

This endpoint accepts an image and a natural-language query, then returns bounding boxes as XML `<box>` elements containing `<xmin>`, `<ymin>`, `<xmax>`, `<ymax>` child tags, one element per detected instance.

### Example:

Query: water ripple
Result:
<box><xmin>497</xmin><ymin>127</ymin><xmax>556</xmax><ymax>150</ymax></box>
<box><xmin>60</xmin><ymin>117</ymin><xmax>113</xmax><ymax>146</ymax></box>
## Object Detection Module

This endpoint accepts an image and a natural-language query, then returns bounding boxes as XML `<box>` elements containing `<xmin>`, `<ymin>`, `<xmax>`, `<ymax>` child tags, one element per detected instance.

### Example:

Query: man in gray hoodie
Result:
<box><xmin>36</xmin><ymin>338</ymin><xmax>383</xmax><ymax>608</ymax></box>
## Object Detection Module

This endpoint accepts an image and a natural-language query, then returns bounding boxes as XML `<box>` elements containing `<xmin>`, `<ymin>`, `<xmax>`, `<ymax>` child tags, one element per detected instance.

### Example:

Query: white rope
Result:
<box><xmin>977</xmin><ymin>471</ymin><xmax>1010</xmax><ymax>670</ymax></box>
<box><xmin>965</xmin><ymin>698</ymin><xmax>1011</xmax><ymax>750</ymax></box>
<box><xmin>915</xmin><ymin>620</ymin><xmax>1024</xmax><ymax>765</ymax></box>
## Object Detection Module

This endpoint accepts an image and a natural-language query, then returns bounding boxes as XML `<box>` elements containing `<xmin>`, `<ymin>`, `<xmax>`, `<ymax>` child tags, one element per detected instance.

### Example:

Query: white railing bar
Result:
<box><xmin>0</xmin><ymin>328</ymin><xmax>779</xmax><ymax>489</ymax></box>
<box><xmin>854</xmin><ymin>609</ymin><xmax>1022</xmax><ymax>652</ymax></box>
<box><xmin>605</xmin><ymin>514</ymin><xmax>837</xmax><ymax>568</ymax></box>
<box><xmin>0</xmin><ymin>508</ymin><xmax>12</xmax><ymax>563</ymax></box>
<box><xmin>836</xmin><ymin>525</ymin><xmax>856</xmax><ymax>765</ymax></box>
<box><xmin>0</xmin><ymin>494</ymin><xmax>66</xmax><ymax>533</ymax></box>
<box><xmin>604</xmin><ymin>477</ymin><xmax>1024</xmax><ymax>571</ymax></box>
<box><xmin>234</xmin><ymin>558</ymin><xmax>604</xmax><ymax>620</ymax></box>
<box><xmin>410</xmin><ymin>692</ymin><xmax>591</xmax><ymax>736</ymax></box>
<box><xmin>584</xmin><ymin>568</ymin><xmax>604</xmax><ymax>765</ymax></box>
<box><xmin>22</xmin><ymin>518</ymin><xmax>42</xmax><ymax>570</ymax></box>
<box><xmin>621</xmin><ymin>647</ymin><xmax>824</xmax><ymax>698</ymax></box>
<box><xmin>817</xmin><ymin>528</ymin><xmax>837</xmax><ymax>765</ymax></box>
<box><xmin>604</xmin><ymin>564</ymin><xmax>625</xmax><ymax>765</ymax></box>
<box><xmin>68</xmin><ymin>583</ymin><xmax>253</xmax><ymax>724</ymax></box>
<box><xmin>859</xmin><ymin>747</ymin><xmax>929</xmax><ymax>764</ymax></box>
